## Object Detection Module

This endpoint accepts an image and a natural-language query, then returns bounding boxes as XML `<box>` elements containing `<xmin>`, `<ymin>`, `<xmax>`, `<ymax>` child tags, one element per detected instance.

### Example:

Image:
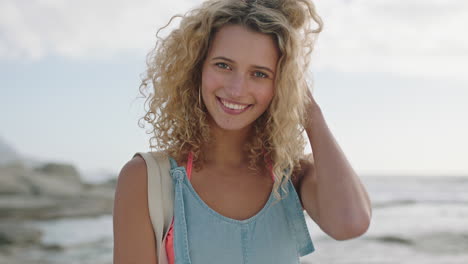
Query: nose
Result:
<box><xmin>225</xmin><ymin>72</ymin><xmax>247</xmax><ymax>99</ymax></box>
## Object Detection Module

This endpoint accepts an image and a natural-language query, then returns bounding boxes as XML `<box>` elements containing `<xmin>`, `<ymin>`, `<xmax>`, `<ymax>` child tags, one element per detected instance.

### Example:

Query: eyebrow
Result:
<box><xmin>211</xmin><ymin>56</ymin><xmax>275</xmax><ymax>75</ymax></box>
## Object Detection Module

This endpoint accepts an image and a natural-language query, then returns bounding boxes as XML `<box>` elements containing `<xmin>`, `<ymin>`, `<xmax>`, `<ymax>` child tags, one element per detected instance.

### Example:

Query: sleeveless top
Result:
<box><xmin>164</xmin><ymin>152</ymin><xmax>315</xmax><ymax>264</ymax></box>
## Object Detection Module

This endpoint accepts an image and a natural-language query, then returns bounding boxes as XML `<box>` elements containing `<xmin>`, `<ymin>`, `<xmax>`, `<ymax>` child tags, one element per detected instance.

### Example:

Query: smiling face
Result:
<box><xmin>201</xmin><ymin>24</ymin><xmax>280</xmax><ymax>132</ymax></box>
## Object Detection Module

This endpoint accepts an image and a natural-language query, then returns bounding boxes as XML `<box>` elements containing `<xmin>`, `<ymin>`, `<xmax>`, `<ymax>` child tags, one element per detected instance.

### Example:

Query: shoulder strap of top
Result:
<box><xmin>132</xmin><ymin>151</ymin><xmax>173</xmax><ymax>264</ymax></box>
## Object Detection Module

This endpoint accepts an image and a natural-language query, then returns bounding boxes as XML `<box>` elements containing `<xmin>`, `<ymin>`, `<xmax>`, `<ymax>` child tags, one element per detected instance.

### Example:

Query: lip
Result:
<box><xmin>216</xmin><ymin>96</ymin><xmax>252</xmax><ymax>115</ymax></box>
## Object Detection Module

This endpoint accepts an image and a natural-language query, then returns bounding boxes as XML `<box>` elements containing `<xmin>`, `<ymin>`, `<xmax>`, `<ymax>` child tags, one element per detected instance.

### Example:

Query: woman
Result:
<box><xmin>113</xmin><ymin>0</ymin><xmax>372</xmax><ymax>263</ymax></box>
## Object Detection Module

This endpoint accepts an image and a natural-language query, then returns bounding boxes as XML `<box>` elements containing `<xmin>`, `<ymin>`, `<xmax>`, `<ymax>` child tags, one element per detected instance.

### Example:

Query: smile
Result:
<box><xmin>216</xmin><ymin>97</ymin><xmax>252</xmax><ymax>114</ymax></box>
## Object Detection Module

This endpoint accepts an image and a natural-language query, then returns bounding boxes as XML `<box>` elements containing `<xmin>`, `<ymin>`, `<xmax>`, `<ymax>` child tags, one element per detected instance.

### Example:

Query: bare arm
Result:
<box><xmin>299</xmin><ymin>89</ymin><xmax>372</xmax><ymax>241</ymax></box>
<box><xmin>113</xmin><ymin>156</ymin><xmax>158</xmax><ymax>263</ymax></box>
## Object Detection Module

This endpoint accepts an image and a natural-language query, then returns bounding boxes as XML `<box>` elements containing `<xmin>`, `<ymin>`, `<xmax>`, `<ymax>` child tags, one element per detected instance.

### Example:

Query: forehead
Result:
<box><xmin>207</xmin><ymin>24</ymin><xmax>279</xmax><ymax>68</ymax></box>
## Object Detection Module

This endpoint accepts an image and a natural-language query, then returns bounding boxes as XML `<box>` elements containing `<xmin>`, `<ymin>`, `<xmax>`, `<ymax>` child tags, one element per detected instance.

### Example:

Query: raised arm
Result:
<box><xmin>299</xmin><ymin>89</ymin><xmax>372</xmax><ymax>241</ymax></box>
<box><xmin>113</xmin><ymin>156</ymin><xmax>158</xmax><ymax>263</ymax></box>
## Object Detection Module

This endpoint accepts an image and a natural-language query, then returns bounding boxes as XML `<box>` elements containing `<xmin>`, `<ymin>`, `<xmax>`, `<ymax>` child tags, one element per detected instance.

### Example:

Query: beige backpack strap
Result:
<box><xmin>133</xmin><ymin>151</ymin><xmax>174</xmax><ymax>264</ymax></box>
<box><xmin>149</xmin><ymin>151</ymin><xmax>174</xmax><ymax>233</ymax></box>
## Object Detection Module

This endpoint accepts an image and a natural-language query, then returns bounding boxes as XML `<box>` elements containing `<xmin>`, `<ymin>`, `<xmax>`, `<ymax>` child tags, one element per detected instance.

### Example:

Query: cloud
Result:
<box><xmin>0</xmin><ymin>0</ymin><xmax>193</xmax><ymax>60</ymax></box>
<box><xmin>311</xmin><ymin>0</ymin><xmax>468</xmax><ymax>80</ymax></box>
<box><xmin>1</xmin><ymin>0</ymin><xmax>467</xmax><ymax>80</ymax></box>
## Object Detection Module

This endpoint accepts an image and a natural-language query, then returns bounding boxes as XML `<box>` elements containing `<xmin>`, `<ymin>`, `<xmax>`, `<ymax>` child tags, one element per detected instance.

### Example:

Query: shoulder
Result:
<box><xmin>121</xmin><ymin>155</ymin><xmax>147</xmax><ymax>179</ymax></box>
<box><xmin>113</xmin><ymin>155</ymin><xmax>158</xmax><ymax>263</ymax></box>
<box><xmin>114</xmin><ymin>155</ymin><xmax>148</xmax><ymax>197</ymax></box>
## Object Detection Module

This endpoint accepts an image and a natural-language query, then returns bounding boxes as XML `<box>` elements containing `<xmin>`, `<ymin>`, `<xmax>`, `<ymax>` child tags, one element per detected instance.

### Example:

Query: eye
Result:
<box><xmin>215</xmin><ymin>62</ymin><xmax>231</xmax><ymax>70</ymax></box>
<box><xmin>253</xmin><ymin>71</ymin><xmax>268</xmax><ymax>78</ymax></box>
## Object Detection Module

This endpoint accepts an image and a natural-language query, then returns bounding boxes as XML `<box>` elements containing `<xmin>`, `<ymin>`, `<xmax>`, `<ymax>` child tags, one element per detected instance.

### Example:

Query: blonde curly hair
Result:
<box><xmin>138</xmin><ymin>0</ymin><xmax>323</xmax><ymax>202</ymax></box>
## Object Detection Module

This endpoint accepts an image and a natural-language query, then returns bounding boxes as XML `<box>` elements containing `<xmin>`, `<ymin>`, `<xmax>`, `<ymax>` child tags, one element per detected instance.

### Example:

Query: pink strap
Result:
<box><xmin>186</xmin><ymin>151</ymin><xmax>193</xmax><ymax>180</ymax></box>
<box><xmin>268</xmin><ymin>162</ymin><xmax>275</xmax><ymax>182</ymax></box>
<box><xmin>261</xmin><ymin>150</ymin><xmax>275</xmax><ymax>181</ymax></box>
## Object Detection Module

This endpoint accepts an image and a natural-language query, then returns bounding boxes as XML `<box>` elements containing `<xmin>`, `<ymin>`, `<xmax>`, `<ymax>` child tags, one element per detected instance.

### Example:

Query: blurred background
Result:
<box><xmin>1</xmin><ymin>0</ymin><xmax>467</xmax><ymax>263</ymax></box>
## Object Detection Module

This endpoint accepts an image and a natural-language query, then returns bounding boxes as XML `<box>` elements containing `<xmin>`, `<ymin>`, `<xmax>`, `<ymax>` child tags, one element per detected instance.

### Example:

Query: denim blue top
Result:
<box><xmin>168</xmin><ymin>156</ymin><xmax>315</xmax><ymax>264</ymax></box>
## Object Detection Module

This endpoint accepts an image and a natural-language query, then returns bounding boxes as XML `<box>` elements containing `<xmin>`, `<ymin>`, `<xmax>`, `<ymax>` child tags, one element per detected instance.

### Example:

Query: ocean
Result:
<box><xmin>24</xmin><ymin>175</ymin><xmax>468</xmax><ymax>263</ymax></box>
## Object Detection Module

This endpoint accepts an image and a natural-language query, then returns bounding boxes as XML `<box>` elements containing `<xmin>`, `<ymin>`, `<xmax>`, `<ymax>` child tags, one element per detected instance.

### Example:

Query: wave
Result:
<box><xmin>366</xmin><ymin>235</ymin><xmax>414</xmax><ymax>245</ymax></box>
<box><xmin>365</xmin><ymin>232</ymin><xmax>468</xmax><ymax>254</ymax></box>
<box><xmin>373</xmin><ymin>199</ymin><xmax>468</xmax><ymax>209</ymax></box>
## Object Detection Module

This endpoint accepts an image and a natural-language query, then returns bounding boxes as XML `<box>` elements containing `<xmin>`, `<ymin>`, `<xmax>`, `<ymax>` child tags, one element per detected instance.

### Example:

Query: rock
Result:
<box><xmin>34</xmin><ymin>195</ymin><xmax>114</xmax><ymax>219</ymax></box>
<box><xmin>0</xmin><ymin>195</ymin><xmax>59</xmax><ymax>219</ymax></box>
<box><xmin>0</xmin><ymin>138</ymin><xmax>117</xmax><ymax>223</ymax></box>
<box><xmin>34</xmin><ymin>163</ymin><xmax>82</xmax><ymax>184</ymax></box>
<box><xmin>25</xmin><ymin>170</ymin><xmax>84</xmax><ymax>197</ymax></box>
<box><xmin>0</xmin><ymin>164</ymin><xmax>31</xmax><ymax>195</ymax></box>
<box><xmin>0</xmin><ymin>192</ymin><xmax>114</xmax><ymax>220</ymax></box>
<box><xmin>0</xmin><ymin>161</ymin><xmax>85</xmax><ymax>197</ymax></box>
<box><xmin>30</xmin><ymin>162</ymin><xmax>84</xmax><ymax>197</ymax></box>
<box><xmin>99</xmin><ymin>177</ymin><xmax>117</xmax><ymax>189</ymax></box>
<box><xmin>0</xmin><ymin>154</ymin><xmax>115</xmax><ymax>220</ymax></box>
<box><xmin>0</xmin><ymin>221</ymin><xmax>42</xmax><ymax>246</ymax></box>
<box><xmin>82</xmin><ymin>182</ymin><xmax>116</xmax><ymax>200</ymax></box>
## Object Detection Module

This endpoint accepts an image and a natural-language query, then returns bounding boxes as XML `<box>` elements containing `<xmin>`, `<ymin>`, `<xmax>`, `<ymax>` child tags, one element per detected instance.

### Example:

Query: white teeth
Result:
<box><xmin>220</xmin><ymin>99</ymin><xmax>249</xmax><ymax>110</ymax></box>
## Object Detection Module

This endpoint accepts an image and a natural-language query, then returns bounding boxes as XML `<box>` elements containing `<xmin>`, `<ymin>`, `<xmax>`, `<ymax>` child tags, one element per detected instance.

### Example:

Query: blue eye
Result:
<box><xmin>254</xmin><ymin>71</ymin><xmax>268</xmax><ymax>78</ymax></box>
<box><xmin>215</xmin><ymin>62</ymin><xmax>230</xmax><ymax>69</ymax></box>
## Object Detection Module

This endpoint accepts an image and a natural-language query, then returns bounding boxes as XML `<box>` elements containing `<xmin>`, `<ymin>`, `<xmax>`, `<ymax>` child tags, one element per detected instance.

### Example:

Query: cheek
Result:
<box><xmin>257</xmin><ymin>85</ymin><xmax>275</xmax><ymax>105</ymax></box>
<box><xmin>201</xmin><ymin>67</ymin><xmax>223</xmax><ymax>93</ymax></box>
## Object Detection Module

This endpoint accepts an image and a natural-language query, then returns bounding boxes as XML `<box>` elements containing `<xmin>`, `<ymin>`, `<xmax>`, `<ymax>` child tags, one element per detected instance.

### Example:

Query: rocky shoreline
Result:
<box><xmin>0</xmin><ymin>160</ymin><xmax>117</xmax><ymax>263</ymax></box>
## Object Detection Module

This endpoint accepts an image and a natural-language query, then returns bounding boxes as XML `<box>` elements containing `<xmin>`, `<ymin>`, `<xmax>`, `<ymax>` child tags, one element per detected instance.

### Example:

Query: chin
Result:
<box><xmin>208</xmin><ymin>116</ymin><xmax>254</xmax><ymax>132</ymax></box>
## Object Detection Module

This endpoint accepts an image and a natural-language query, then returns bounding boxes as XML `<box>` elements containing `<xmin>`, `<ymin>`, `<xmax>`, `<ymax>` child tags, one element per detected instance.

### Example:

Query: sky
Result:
<box><xmin>1</xmin><ymin>0</ymin><xmax>467</xmax><ymax>182</ymax></box>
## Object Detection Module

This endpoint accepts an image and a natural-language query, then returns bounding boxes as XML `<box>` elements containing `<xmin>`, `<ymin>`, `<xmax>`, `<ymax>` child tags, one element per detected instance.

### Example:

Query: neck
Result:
<box><xmin>202</xmin><ymin>119</ymin><xmax>254</xmax><ymax>169</ymax></box>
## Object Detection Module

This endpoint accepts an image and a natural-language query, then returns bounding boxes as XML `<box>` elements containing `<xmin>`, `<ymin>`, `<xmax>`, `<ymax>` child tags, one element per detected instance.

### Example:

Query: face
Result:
<box><xmin>201</xmin><ymin>24</ymin><xmax>279</xmax><ymax>132</ymax></box>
